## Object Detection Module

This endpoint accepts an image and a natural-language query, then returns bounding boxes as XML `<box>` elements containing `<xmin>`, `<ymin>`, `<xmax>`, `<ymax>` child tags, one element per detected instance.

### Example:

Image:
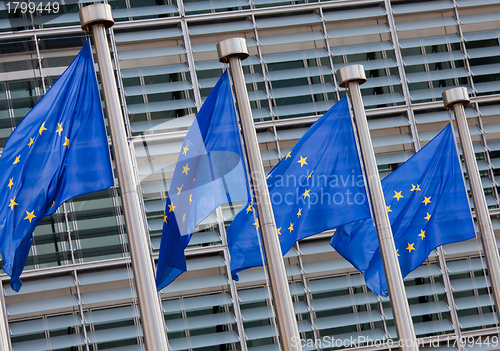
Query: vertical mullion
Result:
<box><xmin>475</xmin><ymin>102</ymin><xmax>500</xmax><ymax>205</ymax></box>
<box><xmin>73</xmin><ymin>269</ymin><xmax>91</xmax><ymax>351</ymax></box>
<box><xmin>384</xmin><ymin>0</ymin><xmax>421</xmax><ymax>151</ymax></box>
<box><xmin>318</xmin><ymin>6</ymin><xmax>341</xmax><ymax>101</ymax></box>
<box><xmin>218</xmin><ymin>207</ymin><xmax>249</xmax><ymax>351</ymax></box>
<box><xmin>451</xmin><ymin>0</ymin><xmax>476</xmax><ymax>95</ymax></box>
<box><xmin>180</xmin><ymin>17</ymin><xmax>202</xmax><ymax>111</ymax></box>
<box><xmin>61</xmin><ymin>203</ymin><xmax>75</xmax><ymax>266</ymax></box>
<box><xmin>436</xmin><ymin>246</ymin><xmax>465</xmax><ymax>351</ymax></box>
<box><xmin>251</xmin><ymin>11</ymin><xmax>281</xmax><ymax>157</ymax></box>
<box><xmin>295</xmin><ymin>241</ymin><xmax>321</xmax><ymax>346</ymax></box>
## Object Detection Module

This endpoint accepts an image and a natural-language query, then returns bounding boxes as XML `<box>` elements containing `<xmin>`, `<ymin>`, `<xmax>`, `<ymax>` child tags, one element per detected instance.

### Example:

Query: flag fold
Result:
<box><xmin>156</xmin><ymin>71</ymin><xmax>250</xmax><ymax>291</ymax></box>
<box><xmin>331</xmin><ymin>123</ymin><xmax>475</xmax><ymax>296</ymax></box>
<box><xmin>227</xmin><ymin>96</ymin><xmax>371</xmax><ymax>280</ymax></box>
<box><xmin>0</xmin><ymin>41</ymin><xmax>114</xmax><ymax>291</ymax></box>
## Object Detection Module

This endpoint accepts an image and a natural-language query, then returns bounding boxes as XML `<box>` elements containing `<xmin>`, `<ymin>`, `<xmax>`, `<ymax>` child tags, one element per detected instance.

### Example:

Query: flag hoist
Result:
<box><xmin>79</xmin><ymin>4</ymin><xmax>169</xmax><ymax>350</ymax></box>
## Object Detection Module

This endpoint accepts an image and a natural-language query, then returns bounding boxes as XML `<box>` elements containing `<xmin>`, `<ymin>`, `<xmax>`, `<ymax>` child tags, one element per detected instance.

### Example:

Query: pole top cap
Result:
<box><xmin>80</xmin><ymin>3</ymin><xmax>114</xmax><ymax>32</ymax></box>
<box><xmin>336</xmin><ymin>64</ymin><xmax>367</xmax><ymax>88</ymax></box>
<box><xmin>217</xmin><ymin>38</ymin><xmax>249</xmax><ymax>63</ymax></box>
<box><xmin>442</xmin><ymin>87</ymin><xmax>470</xmax><ymax>109</ymax></box>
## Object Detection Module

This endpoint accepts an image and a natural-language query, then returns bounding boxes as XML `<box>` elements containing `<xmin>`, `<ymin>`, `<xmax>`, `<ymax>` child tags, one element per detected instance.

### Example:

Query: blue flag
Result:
<box><xmin>156</xmin><ymin>71</ymin><xmax>250</xmax><ymax>291</ymax></box>
<box><xmin>0</xmin><ymin>41</ymin><xmax>114</xmax><ymax>291</ymax></box>
<box><xmin>227</xmin><ymin>96</ymin><xmax>371</xmax><ymax>280</ymax></box>
<box><xmin>331</xmin><ymin>123</ymin><xmax>475</xmax><ymax>296</ymax></box>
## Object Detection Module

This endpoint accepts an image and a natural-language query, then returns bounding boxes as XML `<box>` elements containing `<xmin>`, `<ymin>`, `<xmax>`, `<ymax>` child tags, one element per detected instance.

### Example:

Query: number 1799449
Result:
<box><xmin>6</xmin><ymin>1</ymin><xmax>60</xmax><ymax>14</ymax></box>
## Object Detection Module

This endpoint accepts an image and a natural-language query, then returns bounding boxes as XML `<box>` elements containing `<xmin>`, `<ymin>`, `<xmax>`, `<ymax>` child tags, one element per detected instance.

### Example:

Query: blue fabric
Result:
<box><xmin>0</xmin><ymin>41</ymin><xmax>114</xmax><ymax>291</ymax></box>
<box><xmin>332</xmin><ymin>123</ymin><xmax>475</xmax><ymax>296</ymax></box>
<box><xmin>156</xmin><ymin>71</ymin><xmax>250</xmax><ymax>291</ymax></box>
<box><xmin>227</xmin><ymin>96</ymin><xmax>371</xmax><ymax>280</ymax></box>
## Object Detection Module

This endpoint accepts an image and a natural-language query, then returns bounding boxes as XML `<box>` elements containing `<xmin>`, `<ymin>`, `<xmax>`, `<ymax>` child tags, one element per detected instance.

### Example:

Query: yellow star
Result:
<box><xmin>63</xmin><ymin>137</ymin><xmax>70</xmax><ymax>146</ymax></box>
<box><xmin>24</xmin><ymin>210</ymin><xmax>36</xmax><ymax>223</ymax></box>
<box><xmin>164</xmin><ymin>215</ymin><xmax>168</xmax><ymax>223</ymax></box>
<box><xmin>246</xmin><ymin>205</ymin><xmax>253</xmax><ymax>214</ymax></box>
<box><xmin>387</xmin><ymin>206</ymin><xmax>392</xmax><ymax>213</ymax></box>
<box><xmin>7</xmin><ymin>178</ymin><xmax>13</xmax><ymax>189</ymax></box>
<box><xmin>51</xmin><ymin>201</ymin><xmax>55</xmax><ymax>208</ymax></box>
<box><xmin>307</xmin><ymin>171</ymin><xmax>313</xmax><ymax>180</ymax></box>
<box><xmin>396</xmin><ymin>249</ymin><xmax>400</xmax><ymax>257</ymax></box>
<box><xmin>285</xmin><ymin>152</ymin><xmax>291</xmax><ymax>160</ymax></box>
<box><xmin>288</xmin><ymin>223</ymin><xmax>294</xmax><ymax>233</ymax></box>
<box><xmin>424</xmin><ymin>212</ymin><xmax>431</xmax><ymax>221</ymax></box>
<box><xmin>406</xmin><ymin>243</ymin><xmax>415</xmax><ymax>253</ymax></box>
<box><xmin>13</xmin><ymin>155</ymin><xmax>20</xmax><ymax>164</ymax></box>
<box><xmin>8</xmin><ymin>198</ymin><xmax>17</xmax><ymax>210</ymax></box>
<box><xmin>28</xmin><ymin>137</ymin><xmax>34</xmax><ymax>147</ymax></box>
<box><xmin>189</xmin><ymin>194</ymin><xmax>192</xmax><ymax>204</ymax></box>
<box><xmin>410</xmin><ymin>184</ymin><xmax>421</xmax><ymax>192</ymax></box>
<box><xmin>177</xmin><ymin>185</ymin><xmax>183</xmax><ymax>195</ymax></box>
<box><xmin>277</xmin><ymin>227</ymin><xmax>281</xmax><ymax>235</ymax></box>
<box><xmin>418</xmin><ymin>230</ymin><xmax>425</xmax><ymax>240</ymax></box>
<box><xmin>297</xmin><ymin>156</ymin><xmax>308</xmax><ymax>167</ymax></box>
<box><xmin>182</xmin><ymin>164</ymin><xmax>190</xmax><ymax>175</ymax></box>
<box><xmin>168</xmin><ymin>203</ymin><xmax>175</xmax><ymax>212</ymax></box>
<box><xmin>182</xmin><ymin>145</ymin><xmax>189</xmax><ymax>155</ymax></box>
<box><xmin>302</xmin><ymin>189</ymin><xmax>310</xmax><ymax>199</ymax></box>
<box><xmin>39</xmin><ymin>122</ymin><xmax>47</xmax><ymax>135</ymax></box>
<box><xmin>297</xmin><ymin>208</ymin><xmax>302</xmax><ymax>217</ymax></box>
<box><xmin>182</xmin><ymin>213</ymin><xmax>187</xmax><ymax>222</ymax></box>
<box><xmin>253</xmin><ymin>218</ymin><xmax>259</xmax><ymax>229</ymax></box>
<box><xmin>56</xmin><ymin>123</ymin><xmax>63</xmax><ymax>136</ymax></box>
<box><xmin>393</xmin><ymin>191</ymin><xmax>403</xmax><ymax>201</ymax></box>
<box><xmin>422</xmin><ymin>197</ymin><xmax>431</xmax><ymax>206</ymax></box>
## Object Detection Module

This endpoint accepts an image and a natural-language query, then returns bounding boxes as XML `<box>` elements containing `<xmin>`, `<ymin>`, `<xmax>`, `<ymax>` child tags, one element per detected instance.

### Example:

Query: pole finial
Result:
<box><xmin>336</xmin><ymin>64</ymin><xmax>367</xmax><ymax>88</ymax></box>
<box><xmin>442</xmin><ymin>87</ymin><xmax>470</xmax><ymax>109</ymax></box>
<box><xmin>217</xmin><ymin>38</ymin><xmax>249</xmax><ymax>64</ymax></box>
<box><xmin>79</xmin><ymin>3</ymin><xmax>114</xmax><ymax>32</ymax></box>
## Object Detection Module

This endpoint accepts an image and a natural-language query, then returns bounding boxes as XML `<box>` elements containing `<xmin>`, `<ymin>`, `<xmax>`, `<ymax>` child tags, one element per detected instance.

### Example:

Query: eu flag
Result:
<box><xmin>331</xmin><ymin>123</ymin><xmax>475</xmax><ymax>296</ymax></box>
<box><xmin>0</xmin><ymin>41</ymin><xmax>114</xmax><ymax>291</ymax></box>
<box><xmin>227</xmin><ymin>96</ymin><xmax>371</xmax><ymax>280</ymax></box>
<box><xmin>156</xmin><ymin>71</ymin><xmax>250</xmax><ymax>291</ymax></box>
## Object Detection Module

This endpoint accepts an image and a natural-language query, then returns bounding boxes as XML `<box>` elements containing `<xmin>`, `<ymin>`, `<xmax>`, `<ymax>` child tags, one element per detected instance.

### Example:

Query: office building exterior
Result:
<box><xmin>1</xmin><ymin>0</ymin><xmax>500</xmax><ymax>350</ymax></box>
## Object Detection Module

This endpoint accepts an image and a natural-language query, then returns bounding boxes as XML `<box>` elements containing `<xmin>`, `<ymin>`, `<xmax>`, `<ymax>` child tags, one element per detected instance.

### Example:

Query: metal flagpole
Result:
<box><xmin>442</xmin><ymin>87</ymin><xmax>500</xmax><ymax>322</ymax></box>
<box><xmin>337</xmin><ymin>65</ymin><xmax>419</xmax><ymax>351</ymax></box>
<box><xmin>217</xmin><ymin>38</ymin><xmax>302</xmax><ymax>351</ymax></box>
<box><xmin>79</xmin><ymin>4</ymin><xmax>169</xmax><ymax>350</ymax></box>
<box><xmin>0</xmin><ymin>283</ymin><xmax>12</xmax><ymax>350</ymax></box>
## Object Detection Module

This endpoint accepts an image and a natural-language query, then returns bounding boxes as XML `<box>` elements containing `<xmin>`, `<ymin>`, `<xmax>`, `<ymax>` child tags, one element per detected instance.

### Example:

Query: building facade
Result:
<box><xmin>1</xmin><ymin>0</ymin><xmax>500</xmax><ymax>350</ymax></box>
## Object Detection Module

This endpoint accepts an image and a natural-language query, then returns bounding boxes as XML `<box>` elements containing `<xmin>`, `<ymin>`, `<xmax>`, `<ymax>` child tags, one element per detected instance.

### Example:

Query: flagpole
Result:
<box><xmin>217</xmin><ymin>38</ymin><xmax>302</xmax><ymax>351</ymax></box>
<box><xmin>79</xmin><ymin>4</ymin><xmax>169</xmax><ymax>350</ymax></box>
<box><xmin>337</xmin><ymin>65</ymin><xmax>419</xmax><ymax>351</ymax></box>
<box><xmin>442</xmin><ymin>87</ymin><xmax>500</xmax><ymax>322</ymax></box>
